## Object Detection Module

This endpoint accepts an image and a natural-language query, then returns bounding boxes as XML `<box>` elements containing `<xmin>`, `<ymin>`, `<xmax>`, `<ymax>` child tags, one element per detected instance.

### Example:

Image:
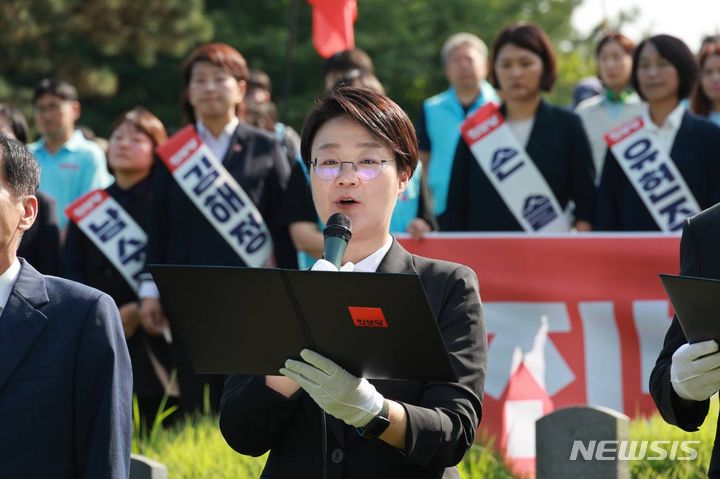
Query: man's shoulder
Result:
<box><xmin>66</xmin><ymin>132</ymin><xmax>106</xmax><ymax>162</ymax></box>
<box><xmin>423</xmin><ymin>89</ymin><xmax>454</xmax><ymax>108</ymax></box>
<box><xmin>575</xmin><ymin>96</ymin><xmax>604</xmax><ymax>115</ymax></box>
<box><xmin>42</xmin><ymin>274</ymin><xmax>111</xmax><ymax>307</ymax></box>
<box><xmin>411</xmin><ymin>253</ymin><xmax>478</xmax><ymax>284</ymax></box>
<box><xmin>689</xmin><ymin>203</ymin><xmax>720</xmax><ymax>234</ymax></box>
<box><xmin>28</xmin><ymin>140</ymin><xmax>46</xmax><ymax>157</ymax></box>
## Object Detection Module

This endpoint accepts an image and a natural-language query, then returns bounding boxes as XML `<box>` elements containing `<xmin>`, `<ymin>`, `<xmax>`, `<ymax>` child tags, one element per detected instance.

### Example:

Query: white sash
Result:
<box><xmin>66</xmin><ymin>189</ymin><xmax>147</xmax><ymax>293</ymax></box>
<box><xmin>156</xmin><ymin>126</ymin><xmax>273</xmax><ymax>267</ymax></box>
<box><xmin>605</xmin><ymin>117</ymin><xmax>700</xmax><ymax>232</ymax></box>
<box><xmin>460</xmin><ymin>103</ymin><xmax>570</xmax><ymax>232</ymax></box>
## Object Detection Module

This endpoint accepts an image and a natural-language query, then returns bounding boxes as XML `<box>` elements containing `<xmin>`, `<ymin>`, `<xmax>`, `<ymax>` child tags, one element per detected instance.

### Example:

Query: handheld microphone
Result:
<box><xmin>323</xmin><ymin>213</ymin><xmax>352</xmax><ymax>269</ymax></box>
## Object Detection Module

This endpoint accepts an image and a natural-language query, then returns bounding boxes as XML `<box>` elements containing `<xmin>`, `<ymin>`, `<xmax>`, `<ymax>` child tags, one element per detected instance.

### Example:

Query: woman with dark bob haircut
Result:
<box><xmin>596</xmin><ymin>34</ymin><xmax>720</xmax><ymax>230</ymax></box>
<box><xmin>220</xmin><ymin>87</ymin><xmax>487</xmax><ymax>479</ymax></box>
<box><xmin>442</xmin><ymin>22</ymin><xmax>596</xmax><ymax>232</ymax></box>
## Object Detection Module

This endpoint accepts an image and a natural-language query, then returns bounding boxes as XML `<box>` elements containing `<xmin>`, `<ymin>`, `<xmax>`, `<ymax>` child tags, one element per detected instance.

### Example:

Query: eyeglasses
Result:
<box><xmin>311</xmin><ymin>158</ymin><xmax>394</xmax><ymax>181</ymax></box>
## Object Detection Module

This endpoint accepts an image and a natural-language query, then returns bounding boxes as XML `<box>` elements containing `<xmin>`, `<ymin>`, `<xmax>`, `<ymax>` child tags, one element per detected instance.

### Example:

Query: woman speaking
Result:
<box><xmin>219</xmin><ymin>87</ymin><xmax>487</xmax><ymax>478</ymax></box>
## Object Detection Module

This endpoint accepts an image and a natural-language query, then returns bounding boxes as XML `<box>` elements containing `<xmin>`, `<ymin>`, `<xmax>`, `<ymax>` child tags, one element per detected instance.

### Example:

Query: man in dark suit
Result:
<box><xmin>139</xmin><ymin>43</ymin><xmax>293</xmax><ymax>414</ymax></box>
<box><xmin>650</xmin><ymin>202</ymin><xmax>720</xmax><ymax>477</ymax></box>
<box><xmin>0</xmin><ymin>134</ymin><xmax>132</xmax><ymax>478</ymax></box>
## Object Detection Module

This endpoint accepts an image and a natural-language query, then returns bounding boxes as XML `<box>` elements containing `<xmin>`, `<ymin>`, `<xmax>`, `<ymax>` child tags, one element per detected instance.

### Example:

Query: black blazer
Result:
<box><xmin>219</xmin><ymin>240</ymin><xmax>487</xmax><ymax>479</ymax></box>
<box><xmin>147</xmin><ymin>121</ymin><xmax>294</xmax><ymax>269</ymax></box>
<box><xmin>18</xmin><ymin>191</ymin><xmax>60</xmax><ymax>275</ymax></box>
<box><xmin>0</xmin><ymin>260</ymin><xmax>132</xmax><ymax>478</ymax></box>
<box><xmin>440</xmin><ymin>101</ymin><xmax>596</xmax><ymax>231</ymax></box>
<box><xmin>596</xmin><ymin>112</ymin><xmax>720</xmax><ymax>230</ymax></box>
<box><xmin>649</xmin><ymin>202</ymin><xmax>720</xmax><ymax>477</ymax></box>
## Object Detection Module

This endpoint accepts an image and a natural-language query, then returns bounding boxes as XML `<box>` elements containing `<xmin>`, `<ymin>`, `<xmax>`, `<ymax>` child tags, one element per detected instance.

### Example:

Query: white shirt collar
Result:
<box><xmin>0</xmin><ymin>258</ymin><xmax>21</xmax><ymax>310</ymax></box>
<box><xmin>642</xmin><ymin>102</ymin><xmax>686</xmax><ymax>132</ymax></box>
<box><xmin>196</xmin><ymin>118</ymin><xmax>239</xmax><ymax>161</ymax></box>
<box><xmin>641</xmin><ymin>103</ymin><xmax>686</xmax><ymax>154</ymax></box>
<box><xmin>353</xmin><ymin>236</ymin><xmax>393</xmax><ymax>273</ymax></box>
<box><xmin>196</xmin><ymin>118</ymin><xmax>239</xmax><ymax>140</ymax></box>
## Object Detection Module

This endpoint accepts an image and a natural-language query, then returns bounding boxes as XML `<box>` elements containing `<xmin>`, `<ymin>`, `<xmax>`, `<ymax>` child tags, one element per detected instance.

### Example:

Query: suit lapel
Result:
<box><xmin>0</xmin><ymin>260</ymin><xmax>50</xmax><ymax>392</ymax></box>
<box><xmin>221</xmin><ymin>123</ymin><xmax>248</xmax><ymax>171</ymax></box>
<box><xmin>377</xmin><ymin>238</ymin><xmax>416</xmax><ymax>274</ymax></box>
<box><xmin>669</xmin><ymin>112</ymin><xmax>692</xmax><ymax>161</ymax></box>
<box><xmin>524</xmin><ymin>100</ymin><xmax>550</xmax><ymax>159</ymax></box>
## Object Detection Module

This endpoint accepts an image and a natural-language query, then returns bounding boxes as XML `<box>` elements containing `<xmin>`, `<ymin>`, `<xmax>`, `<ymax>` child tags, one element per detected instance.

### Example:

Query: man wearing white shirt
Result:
<box><xmin>0</xmin><ymin>133</ymin><xmax>131</xmax><ymax>478</ymax></box>
<box><xmin>139</xmin><ymin>43</ymin><xmax>292</xmax><ymax>414</ymax></box>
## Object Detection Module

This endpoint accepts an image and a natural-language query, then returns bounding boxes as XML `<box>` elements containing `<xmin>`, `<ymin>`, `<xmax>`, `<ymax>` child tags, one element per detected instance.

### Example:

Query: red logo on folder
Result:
<box><xmin>348</xmin><ymin>307</ymin><xmax>388</xmax><ymax>328</ymax></box>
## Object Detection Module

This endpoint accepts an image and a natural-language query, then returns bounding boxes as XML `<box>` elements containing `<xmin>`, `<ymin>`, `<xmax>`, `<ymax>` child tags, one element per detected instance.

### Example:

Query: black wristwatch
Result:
<box><xmin>357</xmin><ymin>399</ymin><xmax>390</xmax><ymax>439</ymax></box>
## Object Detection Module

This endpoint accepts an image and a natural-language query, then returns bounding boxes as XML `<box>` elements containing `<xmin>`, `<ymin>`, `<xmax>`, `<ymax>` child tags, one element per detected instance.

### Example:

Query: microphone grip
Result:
<box><xmin>323</xmin><ymin>236</ymin><xmax>348</xmax><ymax>269</ymax></box>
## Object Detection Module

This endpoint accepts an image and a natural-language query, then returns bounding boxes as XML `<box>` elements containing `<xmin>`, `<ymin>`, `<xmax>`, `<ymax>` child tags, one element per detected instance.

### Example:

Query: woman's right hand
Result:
<box><xmin>139</xmin><ymin>297</ymin><xmax>168</xmax><ymax>336</ymax></box>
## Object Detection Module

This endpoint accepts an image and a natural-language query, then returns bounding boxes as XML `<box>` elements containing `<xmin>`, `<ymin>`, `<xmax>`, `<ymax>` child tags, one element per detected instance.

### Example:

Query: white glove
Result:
<box><xmin>280</xmin><ymin>349</ymin><xmax>383</xmax><ymax>427</ymax></box>
<box><xmin>310</xmin><ymin>259</ymin><xmax>354</xmax><ymax>272</ymax></box>
<box><xmin>671</xmin><ymin>339</ymin><xmax>720</xmax><ymax>401</ymax></box>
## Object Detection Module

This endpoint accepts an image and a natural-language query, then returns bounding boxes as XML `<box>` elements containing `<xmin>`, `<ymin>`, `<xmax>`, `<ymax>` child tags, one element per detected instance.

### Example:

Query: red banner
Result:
<box><xmin>400</xmin><ymin>233</ymin><xmax>680</xmax><ymax>476</ymax></box>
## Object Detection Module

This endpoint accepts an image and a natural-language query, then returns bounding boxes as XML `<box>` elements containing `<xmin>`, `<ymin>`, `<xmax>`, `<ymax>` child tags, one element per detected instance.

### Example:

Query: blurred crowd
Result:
<box><xmin>2</xmin><ymin>22</ymin><xmax>720</xmax><ymax>424</ymax></box>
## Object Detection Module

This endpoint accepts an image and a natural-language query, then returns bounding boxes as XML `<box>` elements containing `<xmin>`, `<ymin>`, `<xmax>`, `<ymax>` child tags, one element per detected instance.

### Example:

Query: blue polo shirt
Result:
<box><xmin>417</xmin><ymin>83</ymin><xmax>498</xmax><ymax>216</ymax></box>
<box><xmin>29</xmin><ymin>130</ymin><xmax>113</xmax><ymax>229</ymax></box>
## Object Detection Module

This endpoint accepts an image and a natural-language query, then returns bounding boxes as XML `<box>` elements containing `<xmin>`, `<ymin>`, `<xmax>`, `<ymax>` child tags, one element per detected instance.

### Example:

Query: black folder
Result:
<box><xmin>149</xmin><ymin>265</ymin><xmax>458</xmax><ymax>382</ymax></box>
<box><xmin>660</xmin><ymin>274</ymin><xmax>720</xmax><ymax>343</ymax></box>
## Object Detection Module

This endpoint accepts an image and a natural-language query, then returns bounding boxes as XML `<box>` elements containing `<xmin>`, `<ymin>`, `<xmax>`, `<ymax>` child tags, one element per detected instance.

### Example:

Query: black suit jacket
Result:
<box><xmin>147</xmin><ymin>121</ymin><xmax>294</xmax><ymax>269</ymax></box>
<box><xmin>441</xmin><ymin>101</ymin><xmax>596</xmax><ymax>231</ymax></box>
<box><xmin>596</xmin><ymin>112</ymin><xmax>720</xmax><ymax>230</ymax></box>
<box><xmin>649</xmin><ymin>202</ymin><xmax>720</xmax><ymax>477</ymax></box>
<box><xmin>219</xmin><ymin>240</ymin><xmax>487</xmax><ymax>479</ymax></box>
<box><xmin>18</xmin><ymin>191</ymin><xmax>60</xmax><ymax>275</ymax></box>
<box><xmin>0</xmin><ymin>259</ymin><xmax>132</xmax><ymax>478</ymax></box>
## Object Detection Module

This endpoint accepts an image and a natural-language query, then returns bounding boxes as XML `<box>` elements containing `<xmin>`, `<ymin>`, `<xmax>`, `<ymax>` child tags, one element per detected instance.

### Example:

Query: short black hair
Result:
<box><xmin>0</xmin><ymin>134</ymin><xmax>40</xmax><ymax>197</ymax></box>
<box><xmin>632</xmin><ymin>35</ymin><xmax>698</xmax><ymax>101</ymax></box>
<box><xmin>0</xmin><ymin>104</ymin><xmax>30</xmax><ymax>143</ymax></box>
<box><xmin>32</xmin><ymin>78</ymin><xmax>78</xmax><ymax>104</ymax></box>
<box><xmin>300</xmin><ymin>87</ymin><xmax>418</xmax><ymax>177</ymax></box>
<box><xmin>490</xmin><ymin>23</ymin><xmax>557</xmax><ymax>92</ymax></box>
<box><xmin>324</xmin><ymin>49</ymin><xmax>375</xmax><ymax>77</ymax></box>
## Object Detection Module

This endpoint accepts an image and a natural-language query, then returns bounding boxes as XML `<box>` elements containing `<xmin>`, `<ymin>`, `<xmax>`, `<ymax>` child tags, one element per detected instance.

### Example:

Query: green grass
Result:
<box><xmin>629</xmin><ymin>399</ymin><xmax>718</xmax><ymax>478</ymax></box>
<box><xmin>132</xmin><ymin>400</ymin><xmax>719</xmax><ymax>478</ymax></box>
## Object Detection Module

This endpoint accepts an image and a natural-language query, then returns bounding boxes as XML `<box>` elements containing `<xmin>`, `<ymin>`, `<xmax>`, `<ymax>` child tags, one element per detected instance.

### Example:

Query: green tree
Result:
<box><xmin>0</xmin><ymin>0</ymin><xmax>211</xmax><ymax>137</ymax></box>
<box><xmin>1</xmin><ymin>0</ymin><xmax>601</xmax><ymax>137</ymax></box>
<box><xmin>205</xmin><ymin>0</ymin><xmax>588</xmax><ymax>131</ymax></box>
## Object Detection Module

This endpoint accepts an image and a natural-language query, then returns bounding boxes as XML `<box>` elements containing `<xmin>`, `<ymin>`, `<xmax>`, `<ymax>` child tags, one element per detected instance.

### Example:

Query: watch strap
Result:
<box><xmin>358</xmin><ymin>399</ymin><xmax>390</xmax><ymax>439</ymax></box>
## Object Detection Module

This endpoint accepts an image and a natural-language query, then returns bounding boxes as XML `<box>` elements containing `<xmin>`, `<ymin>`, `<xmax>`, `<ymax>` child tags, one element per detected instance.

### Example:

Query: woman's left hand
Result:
<box><xmin>280</xmin><ymin>349</ymin><xmax>383</xmax><ymax>427</ymax></box>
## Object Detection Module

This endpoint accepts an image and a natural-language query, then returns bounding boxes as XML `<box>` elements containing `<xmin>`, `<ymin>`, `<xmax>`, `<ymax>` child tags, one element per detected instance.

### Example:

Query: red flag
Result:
<box><xmin>307</xmin><ymin>0</ymin><xmax>357</xmax><ymax>58</ymax></box>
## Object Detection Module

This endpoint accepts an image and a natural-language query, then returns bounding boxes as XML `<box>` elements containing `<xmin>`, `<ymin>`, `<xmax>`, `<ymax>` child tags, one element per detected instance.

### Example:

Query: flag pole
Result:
<box><xmin>281</xmin><ymin>0</ymin><xmax>301</xmax><ymax>122</ymax></box>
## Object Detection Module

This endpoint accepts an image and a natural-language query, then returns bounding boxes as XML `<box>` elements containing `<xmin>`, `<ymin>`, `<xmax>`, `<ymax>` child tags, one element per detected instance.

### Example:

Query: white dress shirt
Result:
<box><xmin>352</xmin><ymin>235</ymin><xmax>394</xmax><ymax>273</ymax></box>
<box><xmin>0</xmin><ymin>258</ymin><xmax>21</xmax><ymax>312</ymax></box>
<box><xmin>507</xmin><ymin>117</ymin><xmax>536</xmax><ymax>149</ymax></box>
<box><xmin>642</xmin><ymin>103</ymin><xmax>686</xmax><ymax>155</ymax></box>
<box><xmin>196</xmin><ymin>118</ymin><xmax>240</xmax><ymax>162</ymax></box>
<box><xmin>138</xmin><ymin>117</ymin><xmax>241</xmax><ymax>300</ymax></box>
